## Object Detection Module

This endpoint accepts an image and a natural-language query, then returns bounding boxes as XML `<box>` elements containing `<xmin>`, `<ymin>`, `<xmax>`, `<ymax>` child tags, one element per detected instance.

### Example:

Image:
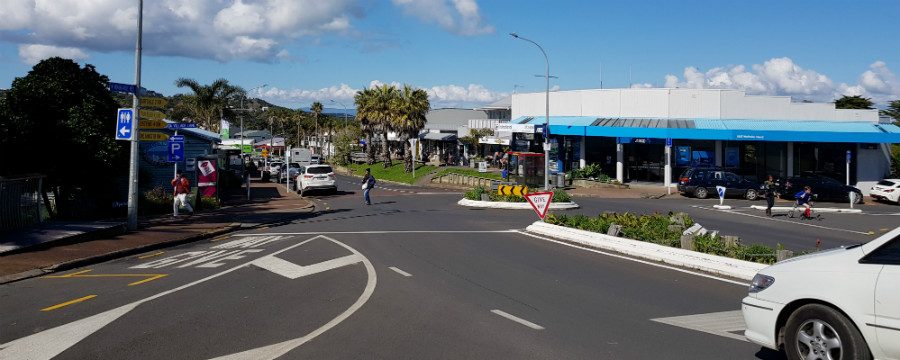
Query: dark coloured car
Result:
<box><xmin>778</xmin><ymin>174</ymin><xmax>863</xmax><ymax>204</ymax></box>
<box><xmin>677</xmin><ymin>167</ymin><xmax>761</xmax><ymax>200</ymax></box>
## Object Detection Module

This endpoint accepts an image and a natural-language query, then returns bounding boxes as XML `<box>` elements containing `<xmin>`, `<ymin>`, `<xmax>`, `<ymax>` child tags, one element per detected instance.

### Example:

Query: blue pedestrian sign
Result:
<box><xmin>116</xmin><ymin>108</ymin><xmax>134</xmax><ymax>141</ymax></box>
<box><xmin>168</xmin><ymin>136</ymin><xmax>184</xmax><ymax>162</ymax></box>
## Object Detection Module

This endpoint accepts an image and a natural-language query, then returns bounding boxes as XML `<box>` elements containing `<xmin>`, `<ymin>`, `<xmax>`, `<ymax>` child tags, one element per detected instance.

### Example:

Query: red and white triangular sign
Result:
<box><xmin>525</xmin><ymin>192</ymin><xmax>554</xmax><ymax>219</ymax></box>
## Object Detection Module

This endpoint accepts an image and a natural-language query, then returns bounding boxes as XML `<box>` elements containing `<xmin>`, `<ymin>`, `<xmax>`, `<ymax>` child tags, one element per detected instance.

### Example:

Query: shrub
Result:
<box><xmin>734</xmin><ymin>244</ymin><xmax>777</xmax><ymax>264</ymax></box>
<box><xmin>464</xmin><ymin>186</ymin><xmax>489</xmax><ymax>200</ymax></box>
<box><xmin>551</xmin><ymin>188</ymin><xmax>571</xmax><ymax>202</ymax></box>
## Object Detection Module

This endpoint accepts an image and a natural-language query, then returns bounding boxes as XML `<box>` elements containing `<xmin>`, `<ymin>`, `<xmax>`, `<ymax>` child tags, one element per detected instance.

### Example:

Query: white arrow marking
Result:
<box><xmin>119</xmin><ymin>126</ymin><xmax>130</xmax><ymax>137</ymax></box>
<box><xmin>251</xmin><ymin>254</ymin><xmax>361</xmax><ymax>279</ymax></box>
<box><xmin>0</xmin><ymin>235</ymin><xmax>376</xmax><ymax>360</ymax></box>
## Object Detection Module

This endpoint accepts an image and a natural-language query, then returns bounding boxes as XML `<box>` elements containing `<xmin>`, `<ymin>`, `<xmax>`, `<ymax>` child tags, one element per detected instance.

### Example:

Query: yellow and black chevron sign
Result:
<box><xmin>497</xmin><ymin>185</ymin><xmax>528</xmax><ymax>197</ymax></box>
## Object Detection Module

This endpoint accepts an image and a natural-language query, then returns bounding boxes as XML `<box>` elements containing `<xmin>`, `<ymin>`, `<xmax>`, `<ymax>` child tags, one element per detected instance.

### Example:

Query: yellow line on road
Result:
<box><xmin>138</xmin><ymin>251</ymin><xmax>166</xmax><ymax>259</ymax></box>
<box><xmin>41</xmin><ymin>295</ymin><xmax>97</xmax><ymax>311</ymax></box>
<box><xmin>211</xmin><ymin>235</ymin><xmax>230</xmax><ymax>242</ymax></box>
<box><xmin>257</xmin><ymin>226</ymin><xmax>269</xmax><ymax>230</ymax></box>
<box><xmin>44</xmin><ymin>270</ymin><xmax>167</xmax><ymax>286</ymax></box>
<box><xmin>880</xmin><ymin>228</ymin><xmax>891</xmax><ymax>232</ymax></box>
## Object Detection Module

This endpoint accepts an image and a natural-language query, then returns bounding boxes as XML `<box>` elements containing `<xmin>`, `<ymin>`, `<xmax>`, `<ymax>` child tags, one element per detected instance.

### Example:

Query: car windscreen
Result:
<box><xmin>307</xmin><ymin>166</ymin><xmax>333</xmax><ymax>174</ymax></box>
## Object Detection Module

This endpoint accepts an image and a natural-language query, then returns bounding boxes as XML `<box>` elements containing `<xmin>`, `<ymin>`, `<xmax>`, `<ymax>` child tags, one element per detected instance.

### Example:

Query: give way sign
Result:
<box><xmin>525</xmin><ymin>192</ymin><xmax>554</xmax><ymax>220</ymax></box>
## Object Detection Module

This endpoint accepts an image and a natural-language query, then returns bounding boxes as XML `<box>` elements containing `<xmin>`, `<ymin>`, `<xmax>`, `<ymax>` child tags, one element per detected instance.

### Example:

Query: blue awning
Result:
<box><xmin>509</xmin><ymin>116</ymin><xmax>900</xmax><ymax>143</ymax></box>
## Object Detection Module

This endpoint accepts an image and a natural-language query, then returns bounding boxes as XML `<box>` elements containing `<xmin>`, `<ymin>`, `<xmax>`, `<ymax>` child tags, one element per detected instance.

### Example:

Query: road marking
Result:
<box><xmin>517</xmin><ymin>231</ymin><xmax>748</xmax><ymax>287</ymax></box>
<box><xmin>651</xmin><ymin>310</ymin><xmax>747</xmax><ymax>342</ymax></box>
<box><xmin>2</xmin><ymin>235</ymin><xmax>376</xmax><ymax>360</ymax></box>
<box><xmin>231</xmin><ymin>230</ymin><xmax>521</xmax><ymax>236</ymax></box>
<box><xmin>44</xmin><ymin>270</ymin><xmax>168</xmax><ymax>286</ymax></box>
<box><xmin>491</xmin><ymin>309</ymin><xmax>544</xmax><ymax>330</ymax></box>
<box><xmin>389</xmin><ymin>266</ymin><xmax>412</xmax><ymax>277</ymax></box>
<box><xmin>689</xmin><ymin>205</ymin><xmax>871</xmax><ymax>235</ymax></box>
<box><xmin>41</xmin><ymin>295</ymin><xmax>97</xmax><ymax>311</ymax></box>
<box><xmin>211</xmin><ymin>236</ymin><xmax>230</xmax><ymax>242</ymax></box>
<box><xmin>138</xmin><ymin>251</ymin><xmax>166</xmax><ymax>259</ymax></box>
<box><xmin>251</xmin><ymin>254</ymin><xmax>362</xmax><ymax>280</ymax></box>
<box><xmin>257</xmin><ymin>226</ymin><xmax>270</xmax><ymax>230</ymax></box>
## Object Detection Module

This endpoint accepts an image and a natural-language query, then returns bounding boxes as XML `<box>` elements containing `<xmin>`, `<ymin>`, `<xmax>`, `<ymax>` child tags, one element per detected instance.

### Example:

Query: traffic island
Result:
<box><xmin>457</xmin><ymin>198</ymin><xmax>579</xmax><ymax>210</ymax></box>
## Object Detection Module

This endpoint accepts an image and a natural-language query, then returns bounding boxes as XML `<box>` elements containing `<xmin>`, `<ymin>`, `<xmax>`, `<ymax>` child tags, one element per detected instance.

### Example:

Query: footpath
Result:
<box><xmin>0</xmin><ymin>179</ymin><xmax>312</xmax><ymax>284</ymax></box>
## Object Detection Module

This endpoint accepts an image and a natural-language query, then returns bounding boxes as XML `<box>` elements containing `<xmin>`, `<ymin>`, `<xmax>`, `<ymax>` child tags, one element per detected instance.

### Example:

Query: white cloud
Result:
<box><xmin>392</xmin><ymin>0</ymin><xmax>494</xmax><ymax>36</ymax></box>
<box><xmin>258</xmin><ymin>81</ymin><xmax>507</xmax><ymax>109</ymax></box>
<box><xmin>662</xmin><ymin>57</ymin><xmax>899</xmax><ymax>106</ymax></box>
<box><xmin>19</xmin><ymin>44</ymin><xmax>89</xmax><ymax>64</ymax></box>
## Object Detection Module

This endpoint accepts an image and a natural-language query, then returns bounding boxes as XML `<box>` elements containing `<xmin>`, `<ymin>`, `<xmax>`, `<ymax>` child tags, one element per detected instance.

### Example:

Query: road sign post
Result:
<box><xmin>525</xmin><ymin>192</ymin><xmax>554</xmax><ymax>220</ymax></box>
<box><xmin>408</xmin><ymin>138</ymin><xmax>418</xmax><ymax>178</ymax></box>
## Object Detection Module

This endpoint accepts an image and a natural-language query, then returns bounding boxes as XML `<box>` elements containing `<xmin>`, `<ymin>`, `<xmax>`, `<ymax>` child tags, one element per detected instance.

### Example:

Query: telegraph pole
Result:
<box><xmin>126</xmin><ymin>0</ymin><xmax>143</xmax><ymax>230</ymax></box>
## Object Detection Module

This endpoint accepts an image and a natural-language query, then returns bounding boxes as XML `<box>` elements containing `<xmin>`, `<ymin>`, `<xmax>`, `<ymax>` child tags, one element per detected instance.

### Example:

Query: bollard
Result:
<box><xmin>480</xmin><ymin>193</ymin><xmax>490</xmax><ymax>202</ymax></box>
<box><xmin>776</xmin><ymin>249</ymin><xmax>794</xmax><ymax>262</ymax></box>
<box><xmin>607</xmin><ymin>223</ymin><xmax>622</xmax><ymax>237</ymax></box>
<box><xmin>722</xmin><ymin>235</ymin><xmax>740</xmax><ymax>248</ymax></box>
<box><xmin>680</xmin><ymin>235</ymin><xmax>696</xmax><ymax>251</ymax></box>
<box><xmin>667</xmin><ymin>224</ymin><xmax>684</xmax><ymax>232</ymax></box>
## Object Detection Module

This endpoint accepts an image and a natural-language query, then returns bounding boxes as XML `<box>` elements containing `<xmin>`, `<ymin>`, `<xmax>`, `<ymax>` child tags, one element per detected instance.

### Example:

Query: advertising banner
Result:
<box><xmin>197</xmin><ymin>159</ymin><xmax>218</xmax><ymax>197</ymax></box>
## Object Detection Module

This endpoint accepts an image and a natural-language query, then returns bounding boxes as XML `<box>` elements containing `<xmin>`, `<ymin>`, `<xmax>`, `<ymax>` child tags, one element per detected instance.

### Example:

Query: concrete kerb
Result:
<box><xmin>525</xmin><ymin>221</ymin><xmax>767</xmax><ymax>281</ymax></box>
<box><xmin>457</xmin><ymin>198</ymin><xmax>580</xmax><ymax>210</ymax></box>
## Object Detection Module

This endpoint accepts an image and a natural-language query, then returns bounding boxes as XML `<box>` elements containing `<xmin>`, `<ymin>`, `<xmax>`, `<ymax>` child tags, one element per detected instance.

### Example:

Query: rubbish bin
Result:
<box><xmin>556</xmin><ymin>172</ymin><xmax>566</xmax><ymax>188</ymax></box>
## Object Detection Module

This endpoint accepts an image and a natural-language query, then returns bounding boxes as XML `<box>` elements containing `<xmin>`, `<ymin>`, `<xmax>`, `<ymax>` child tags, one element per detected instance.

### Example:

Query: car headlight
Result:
<box><xmin>749</xmin><ymin>274</ymin><xmax>775</xmax><ymax>293</ymax></box>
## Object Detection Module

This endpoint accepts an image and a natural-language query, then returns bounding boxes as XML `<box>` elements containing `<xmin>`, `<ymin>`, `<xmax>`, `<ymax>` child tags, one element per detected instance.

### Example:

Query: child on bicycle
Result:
<box><xmin>795</xmin><ymin>185</ymin><xmax>817</xmax><ymax>218</ymax></box>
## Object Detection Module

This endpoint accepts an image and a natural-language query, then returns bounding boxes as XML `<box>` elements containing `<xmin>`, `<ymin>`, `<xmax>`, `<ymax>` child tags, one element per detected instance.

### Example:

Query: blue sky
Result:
<box><xmin>1</xmin><ymin>0</ymin><xmax>898</xmax><ymax>110</ymax></box>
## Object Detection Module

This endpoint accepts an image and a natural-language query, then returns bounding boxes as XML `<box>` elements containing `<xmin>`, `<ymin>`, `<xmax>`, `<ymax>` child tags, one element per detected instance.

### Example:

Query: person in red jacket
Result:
<box><xmin>172</xmin><ymin>169</ymin><xmax>194</xmax><ymax>217</ymax></box>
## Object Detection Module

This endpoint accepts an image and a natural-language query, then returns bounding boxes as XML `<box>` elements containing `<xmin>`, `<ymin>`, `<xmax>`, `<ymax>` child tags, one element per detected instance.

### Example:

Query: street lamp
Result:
<box><xmin>510</xmin><ymin>32</ymin><xmax>550</xmax><ymax>190</ymax></box>
<box><xmin>330</xmin><ymin>99</ymin><xmax>348</xmax><ymax>128</ymax></box>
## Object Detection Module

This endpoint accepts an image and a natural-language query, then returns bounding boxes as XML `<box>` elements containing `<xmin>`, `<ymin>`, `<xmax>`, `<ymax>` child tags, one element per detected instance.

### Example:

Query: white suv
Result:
<box><xmin>295</xmin><ymin>164</ymin><xmax>337</xmax><ymax>196</ymax></box>
<box><xmin>742</xmin><ymin>226</ymin><xmax>900</xmax><ymax>360</ymax></box>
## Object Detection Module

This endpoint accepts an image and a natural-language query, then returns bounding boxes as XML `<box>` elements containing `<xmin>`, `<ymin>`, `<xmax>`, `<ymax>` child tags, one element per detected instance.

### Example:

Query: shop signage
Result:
<box><xmin>496</xmin><ymin>123</ymin><xmax>536</xmax><ymax>133</ymax></box>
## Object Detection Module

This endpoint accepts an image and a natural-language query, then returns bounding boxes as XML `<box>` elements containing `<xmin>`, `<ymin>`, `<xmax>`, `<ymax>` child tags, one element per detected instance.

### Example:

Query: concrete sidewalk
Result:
<box><xmin>0</xmin><ymin>179</ymin><xmax>312</xmax><ymax>284</ymax></box>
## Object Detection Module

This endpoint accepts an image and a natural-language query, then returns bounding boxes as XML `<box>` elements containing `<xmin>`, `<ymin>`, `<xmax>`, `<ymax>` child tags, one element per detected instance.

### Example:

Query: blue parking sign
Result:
<box><xmin>168</xmin><ymin>138</ymin><xmax>184</xmax><ymax>162</ymax></box>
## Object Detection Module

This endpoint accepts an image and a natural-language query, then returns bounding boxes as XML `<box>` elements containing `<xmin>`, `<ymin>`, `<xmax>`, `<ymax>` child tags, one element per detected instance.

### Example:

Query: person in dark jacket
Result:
<box><xmin>764</xmin><ymin>174</ymin><xmax>777</xmax><ymax>216</ymax></box>
<box><xmin>361</xmin><ymin>168</ymin><xmax>375</xmax><ymax>205</ymax></box>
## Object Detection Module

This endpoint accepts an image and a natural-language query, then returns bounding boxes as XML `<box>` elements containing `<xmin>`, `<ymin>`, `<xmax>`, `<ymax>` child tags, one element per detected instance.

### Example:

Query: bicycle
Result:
<box><xmin>788</xmin><ymin>198</ymin><xmax>821</xmax><ymax>220</ymax></box>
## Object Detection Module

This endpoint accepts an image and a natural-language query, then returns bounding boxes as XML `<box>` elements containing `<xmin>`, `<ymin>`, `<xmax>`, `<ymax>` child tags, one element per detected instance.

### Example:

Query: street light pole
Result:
<box><xmin>510</xmin><ymin>32</ymin><xmax>550</xmax><ymax>190</ymax></box>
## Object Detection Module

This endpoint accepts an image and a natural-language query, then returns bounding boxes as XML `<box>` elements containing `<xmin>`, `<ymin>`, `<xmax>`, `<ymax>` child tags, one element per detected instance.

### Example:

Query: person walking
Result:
<box><xmin>172</xmin><ymin>169</ymin><xmax>194</xmax><ymax>217</ymax></box>
<box><xmin>361</xmin><ymin>168</ymin><xmax>375</xmax><ymax>205</ymax></box>
<box><xmin>764</xmin><ymin>174</ymin><xmax>777</xmax><ymax>216</ymax></box>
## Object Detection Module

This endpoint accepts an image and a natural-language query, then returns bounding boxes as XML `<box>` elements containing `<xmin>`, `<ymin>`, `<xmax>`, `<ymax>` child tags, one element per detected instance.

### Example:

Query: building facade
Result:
<box><xmin>509</xmin><ymin>88</ymin><xmax>900</xmax><ymax>194</ymax></box>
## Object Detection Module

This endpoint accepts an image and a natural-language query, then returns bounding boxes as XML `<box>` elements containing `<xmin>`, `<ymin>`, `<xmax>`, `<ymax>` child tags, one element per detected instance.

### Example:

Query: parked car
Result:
<box><xmin>742</xmin><ymin>226</ymin><xmax>900</xmax><ymax>360</ymax></box>
<box><xmin>294</xmin><ymin>164</ymin><xmax>337</xmax><ymax>196</ymax></box>
<box><xmin>266</xmin><ymin>161</ymin><xmax>284</xmax><ymax>180</ymax></box>
<box><xmin>279</xmin><ymin>162</ymin><xmax>302</xmax><ymax>183</ymax></box>
<box><xmin>677</xmin><ymin>167</ymin><xmax>761</xmax><ymax>200</ymax></box>
<box><xmin>870</xmin><ymin>179</ymin><xmax>900</xmax><ymax>204</ymax></box>
<box><xmin>778</xmin><ymin>173</ymin><xmax>863</xmax><ymax>203</ymax></box>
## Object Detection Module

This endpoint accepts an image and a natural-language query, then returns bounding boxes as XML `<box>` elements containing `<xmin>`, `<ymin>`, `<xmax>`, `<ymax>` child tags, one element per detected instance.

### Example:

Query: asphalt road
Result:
<box><xmin>2</xmin><ymin>175</ymin><xmax>897</xmax><ymax>359</ymax></box>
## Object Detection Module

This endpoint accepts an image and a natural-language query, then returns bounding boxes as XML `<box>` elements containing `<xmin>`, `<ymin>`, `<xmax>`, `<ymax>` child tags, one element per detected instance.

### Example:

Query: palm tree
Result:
<box><xmin>174</xmin><ymin>78</ymin><xmax>244</xmax><ymax>133</ymax></box>
<box><xmin>372</xmin><ymin>84</ymin><xmax>400</xmax><ymax>168</ymax></box>
<box><xmin>396</xmin><ymin>84</ymin><xmax>430</xmax><ymax>173</ymax></box>
<box><xmin>310</xmin><ymin>101</ymin><xmax>324</xmax><ymax>155</ymax></box>
<box><xmin>355</xmin><ymin>87</ymin><xmax>378</xmax><ymax>165</ymax></box>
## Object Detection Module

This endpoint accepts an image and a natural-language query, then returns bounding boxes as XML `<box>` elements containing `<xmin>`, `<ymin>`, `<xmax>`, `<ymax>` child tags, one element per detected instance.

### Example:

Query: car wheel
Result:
<box><xmin>695</xmin><ymin>187</ymin><xmax>709</xmax><ymax>199</ymax></box>
<box><xmin>784</xmin><ymin>304</ymin><xmax>870</xmax><ymax>360</ymax></box>
<box><xmin>745</xmin><ymin>189</ymin><xmax>758</xmax><ymax>200</ymax></box>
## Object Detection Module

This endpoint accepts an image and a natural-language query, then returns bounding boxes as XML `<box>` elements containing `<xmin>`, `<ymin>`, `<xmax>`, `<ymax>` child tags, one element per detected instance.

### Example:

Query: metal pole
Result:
<box><xmin>126</xmin><ymin>0</ymin><xmax>143</xmax><ymax>230</ymax></box>
<box><xmin>510</xmin><ymin>32</ymin><xmax>550</xmax><ymax>190</ymax></box>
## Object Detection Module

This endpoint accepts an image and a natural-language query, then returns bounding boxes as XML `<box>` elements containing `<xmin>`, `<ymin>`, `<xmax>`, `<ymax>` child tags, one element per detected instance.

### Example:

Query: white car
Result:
<box><xmin>742</xmin><ymin>226</ymin><xmax>900</xmax><ymax>360</ymax></box>
<box><xmin>295</xmin><ymin>164</ymin><xmax>337</xmax><ymax>196</ymax></box>
<box><xmin>871</xmin><ymin>179</ymin><xmax>900</xmax><ymax>204</ymax></box>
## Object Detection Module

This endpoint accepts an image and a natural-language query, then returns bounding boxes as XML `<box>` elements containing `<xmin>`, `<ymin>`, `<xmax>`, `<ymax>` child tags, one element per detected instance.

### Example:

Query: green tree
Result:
<box><xmin>333</xmin><ymin>125</ymin><xmax>363</xmax><ymax>166</ymax></box>
<box><xmin>310</xmin><ymin>101</ymin><xmax>324</xmax><ymax>155</ymax></box>
<box><xmin>373</xmin><ymin>85</ymin><xmax>400</xmax><ymax>168</ymax></box>
<box><xmin>355</xmin><ymin>87</ymin><xmax>379</xmax><ymax>165</ymax></box>
<box><xmin>174</xmin><ymin>78</ymin><xmax>244</xmax><ymax>133</ymax></box>
<box><xmin>396</xmin><ymin>84</ymin><xmax>430</xmax><ymax>173</ymax></box>
<box><xmin>0</xmin><ymin>57</ymin><xmax>126</xmax><ymax>219</ymax></box>
<box><xmin>834</xmin><ymin>95</ymin><xmax>874</xmax><ymax>109</ymax></box>
<box><xmin>459</xmin><ymin>127</ymin><xmax>494</xmax><ymax>158</ymax></box>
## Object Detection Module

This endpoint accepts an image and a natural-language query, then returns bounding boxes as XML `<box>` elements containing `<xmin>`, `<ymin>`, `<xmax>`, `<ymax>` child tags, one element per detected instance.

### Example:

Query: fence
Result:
<box><xmin>0</xmin><ymin>174</ymin><xmax>45</xmax><ymax>232</ymax></box>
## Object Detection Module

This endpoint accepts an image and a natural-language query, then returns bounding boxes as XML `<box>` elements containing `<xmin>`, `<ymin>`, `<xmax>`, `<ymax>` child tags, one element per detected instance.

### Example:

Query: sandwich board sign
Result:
<box><xmin>525</xmin><ymin>192</ymin><xmax>554</xmax><ymax>220</ymax></box>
